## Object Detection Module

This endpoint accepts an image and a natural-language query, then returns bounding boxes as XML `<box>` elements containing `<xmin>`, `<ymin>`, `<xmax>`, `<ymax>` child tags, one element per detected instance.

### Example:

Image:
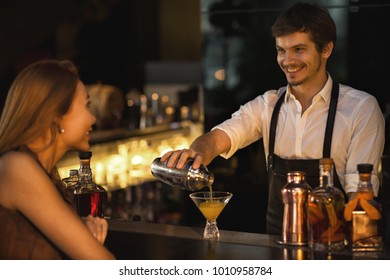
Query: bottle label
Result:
<box><xmin>344</xmin><ymin>192</ymin><xmax>381</xmax><ymax>221</ymax></box>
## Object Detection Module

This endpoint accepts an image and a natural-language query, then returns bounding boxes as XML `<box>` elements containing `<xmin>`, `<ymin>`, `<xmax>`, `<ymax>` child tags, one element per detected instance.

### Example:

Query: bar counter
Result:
<box><xmin>105</xmin><ymin>219</ymin><xmax>390</xmax><ymax>260</ymax></box>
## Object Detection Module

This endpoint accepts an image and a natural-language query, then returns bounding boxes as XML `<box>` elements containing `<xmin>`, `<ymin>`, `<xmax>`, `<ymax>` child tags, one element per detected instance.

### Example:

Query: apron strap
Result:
<box><xmin>268</xmin><ymin>91</ymin><xmax>286</xmax><ymax>170</ymax></box>
<box><xmin>323</xmin><ymin>81</ymin><xmax>339</xmax><ymax>157</ymax></box>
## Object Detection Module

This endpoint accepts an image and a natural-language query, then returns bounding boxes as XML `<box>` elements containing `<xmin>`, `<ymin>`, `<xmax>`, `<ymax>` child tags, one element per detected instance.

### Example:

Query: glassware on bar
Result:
<box><xmin>308</xmin><ymin>158</ymin><xmax>345</xmax><ymax>251</ymax></box>
<box><xmin>189</xmin><ymin>191</ymin><xmax>232</xmax><ymax>240</ymax></box>
<box><xmin>344</xmin><ymin>163</ymin><xmax>383</xmax><ymax>251</ymax></box>
<box><xmin>62</xmin><ymin>169</ymin><xmax>79</xmax><ymax>204</ymax></box>
<box><xmin>73</xmin><ymin>151</ymin><xmax>107</xmax><ymax>217</ymax></box>
<box><xmin>281</xmin><ymin>171</ymin><xmax>312</xmax><ymax>245</ymax></box>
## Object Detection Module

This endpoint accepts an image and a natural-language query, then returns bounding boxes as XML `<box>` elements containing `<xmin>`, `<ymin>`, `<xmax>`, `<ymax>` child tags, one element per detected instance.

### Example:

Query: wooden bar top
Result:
<box><xmin>105</xmin><ymin>219</ymin><xmax>390</xmax><ymax>260</ymax></box>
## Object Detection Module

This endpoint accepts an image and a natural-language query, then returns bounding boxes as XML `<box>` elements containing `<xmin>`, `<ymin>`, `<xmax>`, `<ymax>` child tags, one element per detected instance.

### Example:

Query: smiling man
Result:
<box><xmin>161</xmin><ymin>2</ymin><xmax>385</xmax><ymax>235</ymax></box>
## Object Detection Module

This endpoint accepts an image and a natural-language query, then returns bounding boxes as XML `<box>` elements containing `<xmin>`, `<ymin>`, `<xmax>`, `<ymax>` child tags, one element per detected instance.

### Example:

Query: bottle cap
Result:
<box><xmin>320</xmin><ymin>158</ymin><xmax>333</xmax><ymax>171</ymax></box>
<box><xmin>78</xmin><ymin>151</ymin><xmax>92</xmax><ymax>159</ymax></box>
<box><xmin>320</xmin><ymin>158</ymin><xmax>333</xmax><ymax>165</ymax></box>
<box><xmin>357</xmin><ymin>163</ymin><xmax>373</xmax><ymax>173</ymax></box>
<box><xmin>69</xmin><ymin>169</ymin><xmax>78</xmax><ymax>176</ymax></box>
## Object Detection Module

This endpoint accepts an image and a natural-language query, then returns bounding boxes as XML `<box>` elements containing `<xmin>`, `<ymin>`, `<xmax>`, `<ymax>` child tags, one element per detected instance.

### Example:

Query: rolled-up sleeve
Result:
<box><xmin>342</xmin><ymin>93</ymin><xmax>385</xmax><ymax>196</ymax></box>
<box><xmin>212</xmin><ymin>94</ymin><xmax>270</xmax><ymax>159</ymax></box>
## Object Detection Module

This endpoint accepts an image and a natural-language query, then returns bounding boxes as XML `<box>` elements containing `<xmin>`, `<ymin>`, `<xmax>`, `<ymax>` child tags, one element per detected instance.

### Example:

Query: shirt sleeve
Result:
<box><xmin>343</xmin><ymin>94</ymin><xmax>385</xmax><ymax>196</ymax></box>
<box><xmin>211</xmin><ymin>93</ymin><xmax>271</xmax><ymax>159</ymax></box>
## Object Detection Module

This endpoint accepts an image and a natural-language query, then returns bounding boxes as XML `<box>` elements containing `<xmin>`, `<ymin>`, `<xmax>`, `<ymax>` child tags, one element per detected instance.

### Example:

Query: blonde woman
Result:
<box><xmin>0</xmin><ymin>60</ymin><xmax>115</xmax><ymax>259</ymax></box>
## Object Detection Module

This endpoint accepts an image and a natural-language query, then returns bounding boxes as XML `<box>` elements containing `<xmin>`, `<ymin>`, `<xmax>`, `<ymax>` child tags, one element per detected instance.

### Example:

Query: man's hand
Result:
<box><xmin>161</xmin><ymin>148</ymin><xmax>204</xmax><ymax>169</ymax></box>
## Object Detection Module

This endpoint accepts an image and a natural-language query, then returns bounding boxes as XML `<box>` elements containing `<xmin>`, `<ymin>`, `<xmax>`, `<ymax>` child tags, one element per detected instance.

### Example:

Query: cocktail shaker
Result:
<box><xmin>281</xmin><ymin>171</ymin><xmax>312</xmax><ymax>245</ymax></box>
<box><xmin>151</xmin><ymin>157</ymin><xmax>214</xmax><ymax>191</ymax></box>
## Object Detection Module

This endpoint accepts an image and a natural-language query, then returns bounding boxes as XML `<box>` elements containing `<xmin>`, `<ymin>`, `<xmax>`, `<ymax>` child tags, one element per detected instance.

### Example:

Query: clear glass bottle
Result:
<box><xmin>151</xmin><ymin>157</ymin><xmax>214</xmax><ymax>191</ymax></box>
<box><xmin>73</xmin><ymin>151</ymin><xmax>107</xmax><ymax>217</ymax></box>
<box><xmin>308</xmin><ymin>158</ymin><xmax>345</xmax><ymax>251</ymax></box>
<box><xmin>62</xmin><ymin>169</ymin><xmax>79</xmax><ymax>202</ymax></box>
<box><xmin>62</xmin><ymin>169</ymin><xmax>78</xmax><ymax>189</ymax></box>
<box><xmin>344</xmin><ymin>164</ymin><xmax>383</xmax><ymax>251</ymax></box>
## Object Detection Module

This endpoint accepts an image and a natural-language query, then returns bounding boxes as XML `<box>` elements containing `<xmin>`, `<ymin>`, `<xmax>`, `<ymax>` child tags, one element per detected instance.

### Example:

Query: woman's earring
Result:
<box><xmin>59</xmin><ymin>128</ymin><xmax>65</xmax><ymax>134</ymax></box>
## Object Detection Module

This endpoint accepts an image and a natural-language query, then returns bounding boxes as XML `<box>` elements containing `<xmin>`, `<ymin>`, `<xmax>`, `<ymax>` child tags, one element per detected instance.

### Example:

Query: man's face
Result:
<box><xmin>275</xmin><ymin>32</ymin><xmax>331</xmax><ymax>87</ymax></box>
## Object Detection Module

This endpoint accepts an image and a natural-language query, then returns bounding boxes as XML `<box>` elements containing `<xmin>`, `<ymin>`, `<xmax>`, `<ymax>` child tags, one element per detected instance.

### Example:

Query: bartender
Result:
<box><xmin>161</xmin><ymin>2</ymin><xmax>385</xmax><ymax>235</ymax></box>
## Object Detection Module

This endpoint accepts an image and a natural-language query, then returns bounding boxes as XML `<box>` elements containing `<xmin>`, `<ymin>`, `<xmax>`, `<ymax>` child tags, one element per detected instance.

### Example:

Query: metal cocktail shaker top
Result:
<box><xmin>281</xmin><ymin>171</ymin><xmax>312</xmax><ymax>245</ymax></box>
<box><xmin>151</xmin><ymin>157</ymin><xmax>214</xmax><ymax>191</ymax></box>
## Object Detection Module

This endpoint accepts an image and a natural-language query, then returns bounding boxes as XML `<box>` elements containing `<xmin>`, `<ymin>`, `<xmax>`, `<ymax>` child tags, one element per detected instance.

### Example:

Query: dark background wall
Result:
<box><xmin>0</xmin><ymin>0</ymin><xmax>201</xmax><ymax>110</ymax></box>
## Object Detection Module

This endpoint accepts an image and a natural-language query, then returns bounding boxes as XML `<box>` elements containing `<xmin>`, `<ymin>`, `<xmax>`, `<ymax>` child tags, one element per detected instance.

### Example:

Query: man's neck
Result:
<box><xmin>289</xmin><ymin>73</ymin><xmax>328</xmax><ymax>113</ymax></box>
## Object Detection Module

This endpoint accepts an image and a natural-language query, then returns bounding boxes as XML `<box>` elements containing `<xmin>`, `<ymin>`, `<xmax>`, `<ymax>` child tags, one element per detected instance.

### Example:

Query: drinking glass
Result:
<box><xmin>189</xmin><ymin>191</ymin><xmax>233</xmax><ymax>240</ymax></box>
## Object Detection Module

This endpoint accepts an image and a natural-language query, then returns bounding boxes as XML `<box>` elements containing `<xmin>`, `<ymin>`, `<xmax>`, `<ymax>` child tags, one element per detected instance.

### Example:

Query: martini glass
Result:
<box><xmin>189</xmin><ymin>191</ymin><xmax>233</xmax><ymax>240</ymax></box>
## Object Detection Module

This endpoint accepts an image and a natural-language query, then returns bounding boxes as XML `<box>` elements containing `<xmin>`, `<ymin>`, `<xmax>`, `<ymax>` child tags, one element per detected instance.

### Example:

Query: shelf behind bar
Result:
<box><xmin>90</xmin><ymin>121</ymin><xmax>191</xmax><ymax>144</ymax></box>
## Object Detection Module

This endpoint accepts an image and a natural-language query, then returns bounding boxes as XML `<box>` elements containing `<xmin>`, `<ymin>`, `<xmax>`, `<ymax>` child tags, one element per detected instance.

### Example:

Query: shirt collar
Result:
<box><xmin>284</xmin><ymin>74</ymin><xmax>333</xmax><ymax>105</ymax></box>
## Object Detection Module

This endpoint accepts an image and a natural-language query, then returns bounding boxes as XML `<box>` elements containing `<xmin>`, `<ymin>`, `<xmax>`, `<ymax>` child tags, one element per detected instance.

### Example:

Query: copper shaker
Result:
<box><xmin>281</xmin><ymin>171</ymin><xmax>312</xmax><ymax>245</ymax></box>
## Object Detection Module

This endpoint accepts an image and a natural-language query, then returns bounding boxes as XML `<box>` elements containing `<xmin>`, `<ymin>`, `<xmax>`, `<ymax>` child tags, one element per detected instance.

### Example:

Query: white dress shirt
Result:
<box><xmin>213</xmin><ymin>75</ymin><xmax>385</xmax><ymax>195</ymax></box>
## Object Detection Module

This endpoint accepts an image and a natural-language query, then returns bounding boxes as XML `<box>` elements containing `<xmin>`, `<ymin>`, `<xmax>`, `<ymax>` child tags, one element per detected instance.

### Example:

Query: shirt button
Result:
<box><xmin>297</xmin><ymin>139</ymin><xmax>302</xmax><ymax>144</ymax></box>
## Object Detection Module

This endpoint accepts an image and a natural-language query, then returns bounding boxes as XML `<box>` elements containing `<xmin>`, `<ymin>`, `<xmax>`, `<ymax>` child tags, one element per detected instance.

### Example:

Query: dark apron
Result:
<box><xmin>266</xmin><ymin>81</ymin><xmax>346</xmax><ymax>235</ymax></box>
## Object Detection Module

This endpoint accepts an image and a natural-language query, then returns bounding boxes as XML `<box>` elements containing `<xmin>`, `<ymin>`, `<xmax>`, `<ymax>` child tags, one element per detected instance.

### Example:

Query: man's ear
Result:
<box><xmin>322</xmin><ymin>41</ymin><xmax>334</xmax><ymax>59</ymax></box>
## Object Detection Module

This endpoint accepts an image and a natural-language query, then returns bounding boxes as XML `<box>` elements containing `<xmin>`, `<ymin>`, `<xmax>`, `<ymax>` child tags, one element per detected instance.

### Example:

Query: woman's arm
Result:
<box><xmin>0</xmin><ymin>152</ymin><xmax>115</xmax><ymax>260</ymax></box>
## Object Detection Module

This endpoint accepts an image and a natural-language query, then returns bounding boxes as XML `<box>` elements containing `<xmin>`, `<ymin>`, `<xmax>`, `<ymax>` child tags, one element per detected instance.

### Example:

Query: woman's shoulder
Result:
<box><xmin>0</xmin><ymin>151</ymin><xmax>45</xmax><ymax>207</ymax></box>
<box><xmin>1</xmin><ymin>149</ymin><xmax>35</xmax><ymax>159</ymax></box>
<box><xmin>0</xmin><ymin>150</ymin><xmax>38</xmax><ymax>174</ymax></box>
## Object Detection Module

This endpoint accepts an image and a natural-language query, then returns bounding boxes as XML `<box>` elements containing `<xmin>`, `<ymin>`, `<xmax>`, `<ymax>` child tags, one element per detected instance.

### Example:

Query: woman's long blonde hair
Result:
<box><xmin>0</xmin><ymin>60</ymin><xmax>79</xmax><ymax>155</ymax></box>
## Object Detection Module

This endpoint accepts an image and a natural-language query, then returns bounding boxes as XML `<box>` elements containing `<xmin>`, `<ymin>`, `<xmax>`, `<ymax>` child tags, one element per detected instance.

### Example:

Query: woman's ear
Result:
<box><xmin>54</xmin><ymin>118</ymin><xmax>65</xmax><ymax>134</ymax></box>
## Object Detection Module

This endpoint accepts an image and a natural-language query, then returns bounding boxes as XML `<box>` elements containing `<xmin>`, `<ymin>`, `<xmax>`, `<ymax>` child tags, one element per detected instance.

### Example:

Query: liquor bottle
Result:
<box><xmin>151</xmin><ymin>157</ymin><xmax>214</xmax><ymax>191</ymax></box>
<box><xmin>344</xmin><ymin>164</ymin><xmax>383</xmax><ymax>251</ymax></box>
<box><xmin>74</xmin><ymin>151</ymin><xmax>107</xmax><ymax>217</ymax></box>
<box><xmin>62</xmin><ymin>169</ymin><xmax>79</xmax><ymax>189</ymax></box>
<box><xmin>308</xmin><ymin>158</ymin><xmax>345</xmax><ymax>251</ymax></box>
<box><xmin>62</xmin><ymin>169</ymin><xmax>79</xmax><ymax>202</ymax></box>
